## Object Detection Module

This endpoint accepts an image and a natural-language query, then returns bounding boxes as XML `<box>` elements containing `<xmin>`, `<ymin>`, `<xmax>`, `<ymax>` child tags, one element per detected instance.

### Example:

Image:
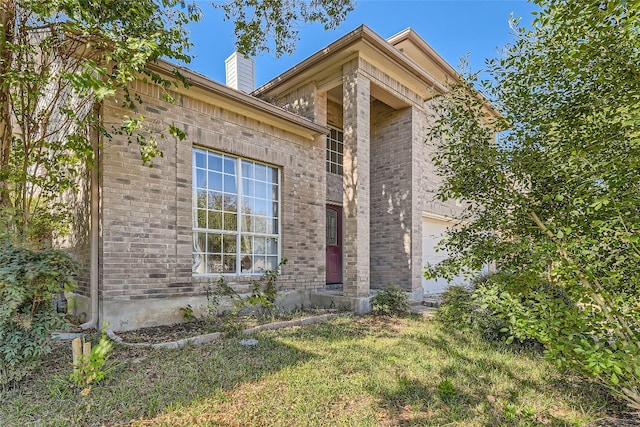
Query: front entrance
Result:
<box><xmin>326</xmin><ymin>205</ymin><xmax>342</xmax><ymax>284</ymax></box>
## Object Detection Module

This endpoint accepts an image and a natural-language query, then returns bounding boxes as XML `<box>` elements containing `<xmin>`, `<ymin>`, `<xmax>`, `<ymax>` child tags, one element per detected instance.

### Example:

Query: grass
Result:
<box><xmin>0</xmin><ymin>315</ymin><xmax>621</xmax><ymax>426</ymax></box>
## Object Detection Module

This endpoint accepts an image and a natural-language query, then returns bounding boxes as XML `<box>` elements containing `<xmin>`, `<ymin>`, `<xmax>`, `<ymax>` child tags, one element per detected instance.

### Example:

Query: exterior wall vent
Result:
<box><xmin>225</xmin><ymin>52</ymin><xmax>255</xmax><ymax>93</ymax></box>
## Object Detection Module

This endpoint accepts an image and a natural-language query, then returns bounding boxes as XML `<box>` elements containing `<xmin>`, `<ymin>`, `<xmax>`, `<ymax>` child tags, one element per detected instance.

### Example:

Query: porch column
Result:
<box><xmin>342</xmin><ymin>63</ymin><xmax>370</xmax><ymax>298</ymax></box>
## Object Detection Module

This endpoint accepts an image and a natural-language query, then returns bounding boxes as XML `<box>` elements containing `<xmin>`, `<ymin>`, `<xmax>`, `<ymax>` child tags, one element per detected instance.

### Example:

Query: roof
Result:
<box><xmin>147</xmin><ymin>60</ymin><xmax>328</xmax><ymax>140</ymax></box>
<box><xmin>253</xmin><ymin>25</ymin><xmax>455</xmax><ymax>102</ymax></box>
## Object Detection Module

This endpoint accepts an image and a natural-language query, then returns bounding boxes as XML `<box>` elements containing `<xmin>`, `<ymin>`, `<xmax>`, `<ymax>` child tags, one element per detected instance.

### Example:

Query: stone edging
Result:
<box><xmin>107</xmin><ymin>313</ymin><xmax>344</xmax><ymax>349</ymax></box>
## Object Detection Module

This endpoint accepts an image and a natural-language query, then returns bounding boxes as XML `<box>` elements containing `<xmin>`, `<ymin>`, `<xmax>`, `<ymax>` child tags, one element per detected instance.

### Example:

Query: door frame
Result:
<box><xmin>325</xmin><ymin>204</ymin><xmax>343</xmax><ymax>284</ymax></box>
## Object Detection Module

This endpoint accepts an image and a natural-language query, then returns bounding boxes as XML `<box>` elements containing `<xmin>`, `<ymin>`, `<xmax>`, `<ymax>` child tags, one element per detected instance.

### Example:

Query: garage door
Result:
<box><xmin>422</xmin><ymin>217</ymin><xmax>466</xmax><ymax>295</ymax></box>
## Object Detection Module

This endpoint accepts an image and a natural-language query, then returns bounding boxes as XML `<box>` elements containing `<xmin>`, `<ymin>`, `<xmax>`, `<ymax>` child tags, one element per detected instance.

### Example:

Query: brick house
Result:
<box><xmin>71</xmin><ymin>25</ymin><xmax>466</xmax><ymax>331</ymax></box>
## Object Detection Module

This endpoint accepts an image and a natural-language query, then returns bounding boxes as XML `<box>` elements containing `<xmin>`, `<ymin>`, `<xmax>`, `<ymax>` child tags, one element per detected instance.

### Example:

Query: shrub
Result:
<box><xmin>0</xmin><ymin>240</ymin><xmax>77</xmax><ymax>389</ymax></box>
<box><xmin>215</xmin><ymin>258</ymin><xmax>288</xmax><ymax>318</ymax></box>
<box><xmin>69</xmin><ymin>331</ymin><xmax>114</xmax><ymax>396</ymax></box>
<box><xmin>437</xmin><ymin>275</ymin><xmax>511</xmax><ymax>343</ymax></box>
<box><xmin>436</xmin><ymin>285</ymin><xmax>474</xmax><ymax>328</ymax></box>
<box><xmin>371</xmin><ymin>285</ymin><xmax>410</xmax><ymax>316</ymax></box>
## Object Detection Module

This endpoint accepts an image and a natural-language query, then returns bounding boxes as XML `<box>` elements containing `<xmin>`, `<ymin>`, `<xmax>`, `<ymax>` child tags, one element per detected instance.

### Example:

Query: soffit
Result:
<box><xmin>387</xmin><ymin>28</ymin><xmax>460</xmax><ymax>86</ymax></box>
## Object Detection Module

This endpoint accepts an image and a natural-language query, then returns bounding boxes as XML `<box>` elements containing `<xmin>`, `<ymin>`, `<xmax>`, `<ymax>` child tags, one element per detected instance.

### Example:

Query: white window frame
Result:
<box><xmin>192</xmin><ymin>147</ymin><xmax>281</xmax><ymax>276</ymax></box>
<box><xmin>326</xmin><ymin>126</ymin><xmax>344</xmax><ymax>175</ymax></box>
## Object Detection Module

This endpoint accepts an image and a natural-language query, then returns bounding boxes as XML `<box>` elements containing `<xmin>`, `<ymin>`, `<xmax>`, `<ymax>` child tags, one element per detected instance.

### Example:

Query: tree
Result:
<box><xmin>218</xmin><ymin>0</ymin><xmax>354</xmax><ymax>57</ymax></box>
<box><xmin>0</xmin><ymin>0</ymin><xmax>354</xmax><ymax>388</ymax></box>
<box><xmin>0</xmin><ymin>0</ymin><xmax>355</xmax><ymax>242</ymax></box>
<box><xmin>0</xmin><ymin>0</ymin><xmax>201</xmax><ymax>241</ymax></box>
<box><xmin>426</xmin><ymin>0</ymin><xmax>640</xmax><ymax>411</ymax></box>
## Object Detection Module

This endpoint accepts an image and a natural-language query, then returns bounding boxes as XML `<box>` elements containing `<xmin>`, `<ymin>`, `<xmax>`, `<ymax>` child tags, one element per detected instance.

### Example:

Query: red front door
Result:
<box><xmin>326</xmin><ymin>205</ymin><xmax>342</xmax><ymax>284</ymax></box>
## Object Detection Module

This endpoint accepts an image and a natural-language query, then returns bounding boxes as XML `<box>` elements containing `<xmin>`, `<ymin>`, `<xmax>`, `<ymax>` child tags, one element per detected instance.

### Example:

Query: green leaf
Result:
<box><xmin>610</xmin><ymin>373</ymin><xmax>619</xmax><ymax>385</ymax></box>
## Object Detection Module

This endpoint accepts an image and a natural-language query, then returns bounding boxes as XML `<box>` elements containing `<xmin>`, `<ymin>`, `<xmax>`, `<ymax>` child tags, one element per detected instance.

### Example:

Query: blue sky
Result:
<box><xmin>185</xmin><ymin>1</ymin><xmax>539</xmax><ymax>87</ymax></box>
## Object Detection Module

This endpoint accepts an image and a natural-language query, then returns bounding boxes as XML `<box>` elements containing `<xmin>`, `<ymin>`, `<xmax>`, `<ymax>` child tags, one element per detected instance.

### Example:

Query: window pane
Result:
<box><xmin>271</xmin><ymin>169</ymin><xmax>278</xmax><ymax>184</ymax></box>
<box><xmin>224</xmin><ymin>157</ymin><xmax>236</xmax><ymax>174</ymax></box>
<box><xmin>195</xmin><ymin>151</ymin><xmax>206</xmax><ymax>168</ymax></box>
<box><xmin>209</xmin><ymin>172</ymin><xmax>222</xmax><ymax>191</ymax></box>
<box><xmin>255</xmin><ymin>182</ymin><xmax>267</xmax><ymax>199</ymax></box>
<box><xmin>242</xmin><ymin>197</ymin><xmax>254</xmax><ymax>213</ymax></box>
<box><xmin>254</xmin><ymin>237</ymin><xmax>265</xmax><ymax>254</ymax></box>
<box><xmin>241</xmin><ymin>255</ymin><xmax>253</xmax><ymax>272</ymax></box>
<box><xmin>197</xmin><ymin>209</ymin><xmax>206</xmax><ymax>228</ymax></box>
<box><xmin>208</xmin><ymin>153</ymin><xmax>222</xmax><ymax>171</ymax></box>
<box><xmin>241</xmin><ymin>160</ymin><xmax>253</xmax><ymax>178</ymax></box>
<box><xmin>208</xmin><ymin>254</ymin><xmax>222</xmax><ymax>274</ymax></box>
<box><xmin>255</xmin><ymin>163</ymin><xmax>267</xmax><ymax>181</ymax></box>
<box><xmin>266</xmin><ymin>256</ymin><xmax>278</xmax><ymax>271</ymax></box>
<box><xmin>224</xmin><ymin>195</ymin><xmax>237</xmax><ymax>213</ymax></box>
<box><xmin>265</xmin><ymin>201</ymin><xmax>274</xmax><ymax>217</ymax></box>
<box><xmin>223</xmin><ymin>174</ymin><xmax>237</xmax><ymax>194</ymax></box>
<box><xmin>266</xmin><ymin>238</ymin><xmax>277</xmax><ymax>255</ymax></box>
<box><xmin>242</xmin><ymin>214</ymin><xmax>253</xmax><ymax>232</ymax></box>
<box><xmin>241</xmin><ymin>236</ymin><xmax>253</xmax><ymax>254</ymax></box>
<box><xmin>326</xmin><ymin>208</ymin><xmax>337</xmax><ymax>245</ymax></box>
<box><xmin>196</xmin><ymin>169</ymin><xmax>206</xmax><ymax>188</ymax></box>
<box><xmin>222</xmin><ymin>234</ymin><xmax>237</xmax><ymax>254</ymax></box>
<box><xmin>242</xmin><ymin>178</ymin><xmax>254</xmax><ymax>197</ymax></box>
<box><xmin>223</xmin><ymin>213</ymin><xmax>237</xmax><ymax>230</ymax></box>
<box><xmin>193</xmin><ymin>252</ymin><xmax>205</xmax><ymax>274</ymax></box>
<box><xmin>208</xmin><ymin>191</ymin><xmax>223</xmax><ymax>210</ymax></box>
<box><xmin>223</xmin><ymin>255</ymin><xmax>236</xmax><ymax>273</ymax></box>
<box><xmin>195</xmin><ymin>232</ymin><xmax>206</xmax><ymax>253</ymax></box>
<box><xmin>196</xmin><ymin>190</ymin><xmax>206</xmax><ymax>208</ymax></box>
<box><xmin>254</xmin><ymin>199</ymin><xmax>267</xmax><ymax>216</ymax></box>
<box><xmin>265</xmin><ymin>218</ymin><xmax>274</xmax><ymax>234</ymax></box>
<box><xmin>254</xmin><ymin>216</ymin><xmax>267</xmax><ymax>233</ymax></box>
<box><xmin>208</xmin><ymin>233</ymin><xmax>221</xmax><ymax>253</ymax></box>
<box><xmin>208</xmin><ymin>211</ymin><xmax>222</xmax><ymax>230</ymax></box>
<box><xmin>253</xmin><ymin>256</ymin><xmax>266</xmax><ymax>272</ymax></box>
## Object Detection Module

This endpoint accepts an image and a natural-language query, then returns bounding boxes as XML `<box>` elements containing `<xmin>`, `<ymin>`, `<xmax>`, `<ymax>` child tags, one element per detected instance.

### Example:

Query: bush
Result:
<box><xmin>0</xmin><ymin>240</ymin><xmax>77</xmax><ymax>389</ymax></box>
<box><xmin>436</xmin><ymin>285</ymin><xmax>474</xmax><ymax>327</ymax></box>
<box><xmin>371</xmin><ymin>285</ymin><xmax>410</xmax><ymax>316</ymax></box>
<box><xmin>215</xmin><ymin>258</ymin><xmax>288</xmax><ymax>319</ymax></box>
<box><xmin>437</xmin><ymin>276</ymin><xmax>511</xmax><ymax>343</ymax></box>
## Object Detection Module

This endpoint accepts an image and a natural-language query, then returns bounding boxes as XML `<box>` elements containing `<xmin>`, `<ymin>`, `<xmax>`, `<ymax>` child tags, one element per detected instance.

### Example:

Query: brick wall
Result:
<box><xmin>370</xmin><ymin>102</ymin><xmax>414</xmax><ymax>290</ymax></box>
<box><xmin>99</xmin><ymin>79</ymin><xmax>325</xmax><ymax>328</ymax></box>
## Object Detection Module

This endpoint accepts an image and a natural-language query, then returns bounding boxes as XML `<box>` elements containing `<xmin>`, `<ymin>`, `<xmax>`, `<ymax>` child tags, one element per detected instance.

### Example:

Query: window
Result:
<box><xmin>326</xmin><ymin>127</ymin><xmax>343</xmax><ymax>175</ymax></box>
<box><xmin>192</xmin><ymin>148</ymin><xmax>280</xmax><ymax>275</ymax></box>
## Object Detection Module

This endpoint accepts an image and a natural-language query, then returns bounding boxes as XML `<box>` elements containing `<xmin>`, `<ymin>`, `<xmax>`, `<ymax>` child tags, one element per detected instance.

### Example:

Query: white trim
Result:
<box><xmin>421</xmin><ymin>211</ymin><xmax>462</xmax><ymax>225</ymax></box>
<box><xmin>192</xmin><ymin>147</ymin><xmax>281</xmax><ymax>276</ymax></box>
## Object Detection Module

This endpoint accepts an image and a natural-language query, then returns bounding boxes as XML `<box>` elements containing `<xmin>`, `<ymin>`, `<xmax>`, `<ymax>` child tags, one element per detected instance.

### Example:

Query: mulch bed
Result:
<box><xmin>113</xmin><ymin>310</ymin><xmax>341</xmax><ymax>345</ymax></box>
<box><xmin>115</xmin><ymin>320</ymin><xmax>224</xmax><ymax>344</ymax></box>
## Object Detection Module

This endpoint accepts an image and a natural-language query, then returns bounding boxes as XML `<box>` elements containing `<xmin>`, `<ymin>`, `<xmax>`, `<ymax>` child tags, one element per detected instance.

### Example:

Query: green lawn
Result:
<box><xmin>1</xmin><ymin>316</ymin><xmax>620</xmax><ymax>426</ymax></box>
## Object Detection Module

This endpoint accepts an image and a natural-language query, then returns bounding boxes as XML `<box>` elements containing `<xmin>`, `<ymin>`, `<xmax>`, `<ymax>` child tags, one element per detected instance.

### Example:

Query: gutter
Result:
<box><xmin>80</xmin><ymin>103</ymin><xmax>100</xmax><ymax>331</ymax></box>
<box><xmin>254</xmin><ymin>25</ymin><xmax>448</xmax><ymax>97</ymax></box>
<box><xmin>147</xmin><ymin>61</ymin><xmax>328</xmax><ymax>137</ymax></box>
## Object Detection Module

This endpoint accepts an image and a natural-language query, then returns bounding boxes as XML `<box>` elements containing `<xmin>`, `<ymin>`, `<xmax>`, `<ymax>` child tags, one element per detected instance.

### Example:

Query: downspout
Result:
<box><xmin>80</xmin><ymin>103</ymin><xmax>100</xmax><ymax>330</ymax></box>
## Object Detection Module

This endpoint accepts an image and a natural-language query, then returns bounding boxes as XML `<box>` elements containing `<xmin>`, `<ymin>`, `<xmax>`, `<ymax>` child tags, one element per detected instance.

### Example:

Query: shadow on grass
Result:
<box><xmin>357</xmin><ymin>320</ymin><xmax>616</xmax><ymax>426</ymax></box>
<box><xmin>0</xmin><ymin>335</ymin><xmax>316</xmax><ymax>427</ymax></box>
<box><xmin>1</xmin><ymin>316</ymin><xmax>623</xmax><ymax>426</ymax></box>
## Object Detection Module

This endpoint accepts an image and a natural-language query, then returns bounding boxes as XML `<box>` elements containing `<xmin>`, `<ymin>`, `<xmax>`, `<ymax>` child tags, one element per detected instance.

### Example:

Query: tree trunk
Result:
<box><xmin>0</xmin><ymin>1</ymin><xmax>15</xmax><ymax>208</ymax></box>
